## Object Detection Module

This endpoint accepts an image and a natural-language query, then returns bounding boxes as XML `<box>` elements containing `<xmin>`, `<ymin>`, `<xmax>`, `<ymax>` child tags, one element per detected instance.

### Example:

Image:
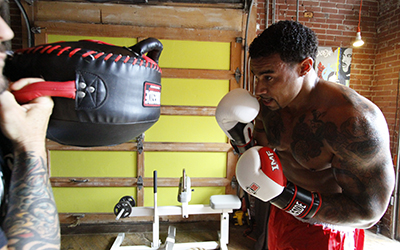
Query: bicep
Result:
<box><xmin>318</xmin><ymin>112</ymin><xmax>395</xmax><ymax>227</ymax></box>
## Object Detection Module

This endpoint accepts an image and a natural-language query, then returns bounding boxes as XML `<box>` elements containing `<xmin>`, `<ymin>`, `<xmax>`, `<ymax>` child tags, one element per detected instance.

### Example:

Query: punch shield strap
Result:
<box><xmin>4</xmin><ymin>38</ymin><xmax>163</xmax><ymax>147</ymax></box>
<box><xmin>271</xmin><ymin>182</ymin><xmax>322</xmax><ymax>219</ymax></box>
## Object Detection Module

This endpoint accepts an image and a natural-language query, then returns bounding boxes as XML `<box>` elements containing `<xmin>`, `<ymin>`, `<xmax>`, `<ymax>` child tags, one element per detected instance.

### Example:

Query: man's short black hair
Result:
<box><xmin>249</xmin><ymin>20</ymin><xmax>318</xmax><ymax>64</ymax></box>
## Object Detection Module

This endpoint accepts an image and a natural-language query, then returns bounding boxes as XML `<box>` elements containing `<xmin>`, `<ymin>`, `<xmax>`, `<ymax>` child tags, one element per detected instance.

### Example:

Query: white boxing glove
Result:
<box><xmin>236</xmin><ymin>146</ymin><xmax>322</xmax><ymax>219</ymax></box>
<box><xmin>215</xmin><ymin>88</ymin><xmax>260</xmax><ymax>154</ymax></box>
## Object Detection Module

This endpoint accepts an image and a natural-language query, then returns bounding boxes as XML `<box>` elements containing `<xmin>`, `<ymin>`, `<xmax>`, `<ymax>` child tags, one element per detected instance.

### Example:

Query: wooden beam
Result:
<box><xmin>161</xmin><ymin>68</ymin><xmax>234</xmax><ymax>80</ymax></box>
<box><xmin>161</xmin><ymin>106</ymin><xmax>216</xmax><ymax>116</ymax></box>
<box><xmin>142</xmin><ymin>142</ymin><xmax>231</xmax><ymax>152</ymax></box>
<box><xmin>137</xmin><ymin>150</ymin><xmax>145</xmax><ymax>207</ymax></box>
<box><xmin>33</xmin><ymin>21</ymin><xmax>241</xmax><ymax>43</ymax></box>
<box><xmin>35</xmin><ymin>1</ymin><xmax>243</xmax><ymax>32</ymax></box>
<box><xmin>50</xmin><ymin>177</ymin><xmax>230</xmax><ymax>187</ymax></box>
<box><xmin>46</xmin><ymin>141</ymin><xmax>230</xmax><ymax>152</ymax></box>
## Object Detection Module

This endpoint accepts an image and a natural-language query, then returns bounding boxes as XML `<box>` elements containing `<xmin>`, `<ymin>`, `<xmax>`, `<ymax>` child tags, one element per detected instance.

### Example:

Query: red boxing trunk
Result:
<box><xmin>268</xmin><ymin>205</ymin><xmax>365</xmax><ymax>250</ymax></box>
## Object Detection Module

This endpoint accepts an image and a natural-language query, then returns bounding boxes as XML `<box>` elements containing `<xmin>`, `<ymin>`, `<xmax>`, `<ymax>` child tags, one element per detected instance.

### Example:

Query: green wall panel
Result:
<box><xmin>50</xmin><ymin>151</ymin><xmax>137</xmax><ymax>177</ymax></box>
<box><xmin>144</xmin><ymin>152</ymin><xmax>226</xmax><ymax>178</ymax></box>
<box><xmin>47</xmin><ymin>34</ymin><xmax>138</xmax><ymax>47</ymax></box>
<box><xmin>53</xmin><ymin>187</ymin><xmax>136</xmax><ymax>213</ymax></box>
<box><xmin>144</xmin><ymin>116</ymin><xmax>226</xmax><ymax>143</ymax></box>
<box><xmin>160</xmin><ymin>78</ymin><xmax>229</xmax><ymax>106</ymax></box>
<box><xmin>157</xmin><ymin>40</ymin><xmax>230</xmax><ymax>70</ymax></box>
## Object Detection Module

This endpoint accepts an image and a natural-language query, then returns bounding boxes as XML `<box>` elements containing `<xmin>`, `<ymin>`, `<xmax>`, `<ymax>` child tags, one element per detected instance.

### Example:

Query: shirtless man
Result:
<box><xmin>216</xmin><ymin>20</ymin><xmax>394</xmax><ymax>249</ymax></box>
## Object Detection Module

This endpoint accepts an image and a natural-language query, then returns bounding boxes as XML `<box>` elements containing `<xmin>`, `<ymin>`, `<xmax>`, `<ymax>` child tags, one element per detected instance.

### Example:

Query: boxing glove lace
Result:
<box><xmin>215</xmin><ymin>88</ymin><xmax>260</xmax><ymax>154</ymax></box>
<box><xmin>236</xmin><ymin>146</ymin><xmax>322</xmax><ymax>219</ymax></box>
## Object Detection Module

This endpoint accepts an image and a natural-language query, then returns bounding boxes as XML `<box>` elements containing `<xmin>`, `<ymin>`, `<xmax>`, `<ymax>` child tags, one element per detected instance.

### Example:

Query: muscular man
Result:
<box><xmin>0</xmin><ymin>2</ymin><xmax>60</xmax><ymax>249</ymax></box>
<box><xmin>218</xmin><ymin>20</ymin><xmax>395</xmax><ymax>250</ymax></box>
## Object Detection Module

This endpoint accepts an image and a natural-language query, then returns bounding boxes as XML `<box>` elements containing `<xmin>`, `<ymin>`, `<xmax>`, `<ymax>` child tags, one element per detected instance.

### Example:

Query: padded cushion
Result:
<box><xmin>210</xmin><ymin>194</ymin><xmax>241</xmax><ymax>210</ymax></box>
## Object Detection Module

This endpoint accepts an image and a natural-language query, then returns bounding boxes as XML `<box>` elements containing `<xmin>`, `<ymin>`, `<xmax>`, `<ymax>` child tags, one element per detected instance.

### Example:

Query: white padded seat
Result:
<box><xmin>209</xmin><ymin>194</ymin><xmax>241</xmax><ymax>210</ymax></box>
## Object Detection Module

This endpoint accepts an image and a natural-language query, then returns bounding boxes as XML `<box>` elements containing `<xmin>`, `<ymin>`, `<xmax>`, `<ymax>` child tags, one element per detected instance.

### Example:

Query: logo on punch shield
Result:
<box><xmin>143</xmin><ymin>82</ymin><xmax>161</xmax><ymax>107</ymax></box>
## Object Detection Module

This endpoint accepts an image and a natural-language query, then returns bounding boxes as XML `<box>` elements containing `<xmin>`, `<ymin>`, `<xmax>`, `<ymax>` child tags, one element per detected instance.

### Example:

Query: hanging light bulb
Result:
<box><xmin>353</xmin><ymin>0</ymin><xmax>364</xmax><ymax>47</ymax></box>
<box><xmin>353</xmin><ymin>27</ymin><xmax>364</xmax><ymax>47</ymax></box>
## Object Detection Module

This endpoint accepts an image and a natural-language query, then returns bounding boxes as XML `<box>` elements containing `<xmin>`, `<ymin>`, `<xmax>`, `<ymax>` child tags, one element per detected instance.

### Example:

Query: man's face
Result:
<box><xmin>341</xmin><ymin>49</ymin><xmax>352</xmax><ymax>73</ymax></box>
<box><xmin>251</xmin><ymin>53</ymin><xmax>303</xmax><ymax>111</ymax></box>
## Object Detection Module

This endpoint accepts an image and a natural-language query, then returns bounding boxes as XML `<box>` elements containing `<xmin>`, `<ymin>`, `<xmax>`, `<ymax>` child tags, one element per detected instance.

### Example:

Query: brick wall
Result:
<box><xmin>255</xmin><ymin>0</ymin><xmax>398</xmax><ymax>237</ymax></box>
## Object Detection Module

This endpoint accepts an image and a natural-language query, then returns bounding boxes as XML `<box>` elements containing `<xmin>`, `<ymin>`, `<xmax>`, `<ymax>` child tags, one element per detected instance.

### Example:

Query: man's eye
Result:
<box><xmin>262</xmin><ymin>76</ymin><xmax>273</xmax><ymax>81</ymax></box>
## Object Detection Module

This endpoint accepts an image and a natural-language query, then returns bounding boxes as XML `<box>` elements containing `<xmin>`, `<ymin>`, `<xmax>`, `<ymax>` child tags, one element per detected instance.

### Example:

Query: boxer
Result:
<box><xmin>216</xmin><ymin>20</ymin><xmax>394</xmax><ymax>250</ymax></box>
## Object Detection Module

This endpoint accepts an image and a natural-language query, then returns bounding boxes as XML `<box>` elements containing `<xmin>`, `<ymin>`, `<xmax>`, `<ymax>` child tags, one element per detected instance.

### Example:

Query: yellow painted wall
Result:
<box><xmin>47</xmin><ymin>34</ymin><xmax>230</xmax><ymax>213</ymax></box>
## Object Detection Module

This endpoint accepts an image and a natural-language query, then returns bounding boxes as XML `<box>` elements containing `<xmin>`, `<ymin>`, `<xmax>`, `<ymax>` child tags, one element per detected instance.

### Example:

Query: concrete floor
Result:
<box><xmin>60</xmin><ymin>221</ymin><xmax>400</xmax><ymax>250</ymax></box>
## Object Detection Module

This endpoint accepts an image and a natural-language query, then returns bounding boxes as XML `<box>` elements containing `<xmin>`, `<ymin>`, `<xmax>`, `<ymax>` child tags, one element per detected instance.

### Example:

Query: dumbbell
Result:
<box><xmin>114</xmin><ymin>196</ymin><xmax>136</xmax><ymax>220</ymax></box>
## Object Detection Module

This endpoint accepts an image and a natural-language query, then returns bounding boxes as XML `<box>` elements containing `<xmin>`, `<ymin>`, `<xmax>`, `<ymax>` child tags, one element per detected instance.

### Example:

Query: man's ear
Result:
<box><xmin>299</xmin><ymin>57</ymin><xmax>314</xmax><ymax>76</ymax></box>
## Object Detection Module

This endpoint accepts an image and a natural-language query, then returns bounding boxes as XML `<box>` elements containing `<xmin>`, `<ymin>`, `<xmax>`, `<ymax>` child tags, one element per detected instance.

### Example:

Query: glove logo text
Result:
<box><xmin>266</xmin><ymin>150</ymin><xmax>279</xmax><ymax>171</ymax></box>
<box><xmin>246</xmin><ymin>182</ymin><xmax>260</xmax><ymax>195</ymax></box>
<box><xmin>287</xmin><ymin>200</ymin><xmax>307</xmax><ymax>217</ymax></box>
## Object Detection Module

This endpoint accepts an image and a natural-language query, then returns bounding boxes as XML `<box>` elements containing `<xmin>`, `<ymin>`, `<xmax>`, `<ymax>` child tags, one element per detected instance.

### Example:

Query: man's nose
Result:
<box><xmin>0</xmin><ymin>17</ymin><xmax>14</xmax><ymax>42</ymax></box>
<box><xmin>255</xmin><ymin>80</ymin><xmax>267</xmax><ymax>96</ymax></box>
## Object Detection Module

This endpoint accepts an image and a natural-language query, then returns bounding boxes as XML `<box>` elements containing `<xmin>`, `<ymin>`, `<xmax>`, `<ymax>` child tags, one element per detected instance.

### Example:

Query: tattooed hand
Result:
<box><xmin>0</xmin><ymin>78</ymin><xmax>53</xmax><ymax>153</ymax></box>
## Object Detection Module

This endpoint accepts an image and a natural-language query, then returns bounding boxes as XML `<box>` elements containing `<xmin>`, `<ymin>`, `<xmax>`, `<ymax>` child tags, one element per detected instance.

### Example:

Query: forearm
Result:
<box><xmin>2</xmin><ymin>150</ymin><xmax>60</xmax><ymax>249</ymax></box>
<box><xmin>312</xmin><ymin>193</ymin><xmax>383</xmax><ymax>229</ymax></box>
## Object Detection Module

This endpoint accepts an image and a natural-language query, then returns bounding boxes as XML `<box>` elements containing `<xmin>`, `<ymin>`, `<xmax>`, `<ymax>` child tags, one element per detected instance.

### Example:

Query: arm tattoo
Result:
<box><xmin>2</xmin><ymin>151</ymin><xmax>60</xmax><ymax>249</ymax></box>
<box><xmin>290</xmin><ymin>106</ymin><xmax>389</xmax><ymax>225</ymax></box>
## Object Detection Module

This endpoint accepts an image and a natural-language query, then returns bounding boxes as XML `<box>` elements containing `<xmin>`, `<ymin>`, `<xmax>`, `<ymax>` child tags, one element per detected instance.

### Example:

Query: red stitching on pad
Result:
<box><xmin>12</xmin><ymin>42</ymin><xmax>162</xmax><ymax>73</ymax></box>
<box><xmin>32</xmin><ymin>46</ymin><xmax>44</xmax><ymax>53</ymax></box>
<box><xmin>82</xmin><ymin>51</ymin><xmax>97</xmax><ymax>57</ymax></box>
<box><xmin>94</xmin><ymin>52</ymin><xmax>104</xmax><ymax>59</ymax></box>
<box><xmin>47</xmin><ymin>45</ymin><xmax>61</xmax><ymax>54</ymax></box>
<box><xmin>40</xmin><ymin>45</ymin><xmax>52</xmax><ymax>54</ymax></box>
<box><xmin>114</xmin><ymin>55</ymin><xmax>122</xmax><ymax>62</ymax></box>
<box><xmin>104</xmin><ymin>53</ymin><xmax>113</xmax><ymax>61</ymax></box>
<box><xmin>57</xmin><ymin>47</ymin><xmax>71</xmax><ymax>56</ymax></box>
<box><xmin>69</xmin><ymin>48</ymin><xmax>81</xmax><ymax>57</ymax></box>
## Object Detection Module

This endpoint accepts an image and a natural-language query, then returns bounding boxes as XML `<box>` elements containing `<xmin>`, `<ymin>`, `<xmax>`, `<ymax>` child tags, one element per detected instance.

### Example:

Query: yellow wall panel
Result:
<box><xmin>144</xmin><ymin>152</ymin><xmax>226</xmax><ymax>178</ymax></box>
<box><xmin>158</xmin><ymin>40</ymin><xmax>230</xmax><ymax>70</ymax></box>
<box><xmin>161</xmin><ymin>78</ymin><xmax>229</xmax><ymax>106</ymax></box>
<box><xmin>50</xmin><ymin>151</ymin><xmax>137</xmax><ymax>177</ymax></box>
<box><xmin>53</xmin><ymin>187</ymin><xmax>136</xmax><ymax>213</ymax></box>
<box><xmin>143</xmin><ymin>187</ymin><xmax>225</xmax><ymax>206</ymax></box>
<box><xmin>47</xmin><ymin>34</ymin><xmax>138</xmax><ymax>47</ymax></box>
<box><xmin>144</xmin><ymin>116</ymin><xmax>226</xmax><ymax>143</ymax></box>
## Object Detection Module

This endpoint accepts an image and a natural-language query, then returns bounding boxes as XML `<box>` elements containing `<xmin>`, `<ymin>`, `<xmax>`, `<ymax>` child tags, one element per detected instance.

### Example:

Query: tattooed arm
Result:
<box><xmin>0</xmin><ymin>79</ymin><xmax>59</xmax><ymax>249</ymax></box>
<box><xmin>313</xmin><ymin>106</ymin><xmax>395</xmax><ymax>228</ymax></box>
